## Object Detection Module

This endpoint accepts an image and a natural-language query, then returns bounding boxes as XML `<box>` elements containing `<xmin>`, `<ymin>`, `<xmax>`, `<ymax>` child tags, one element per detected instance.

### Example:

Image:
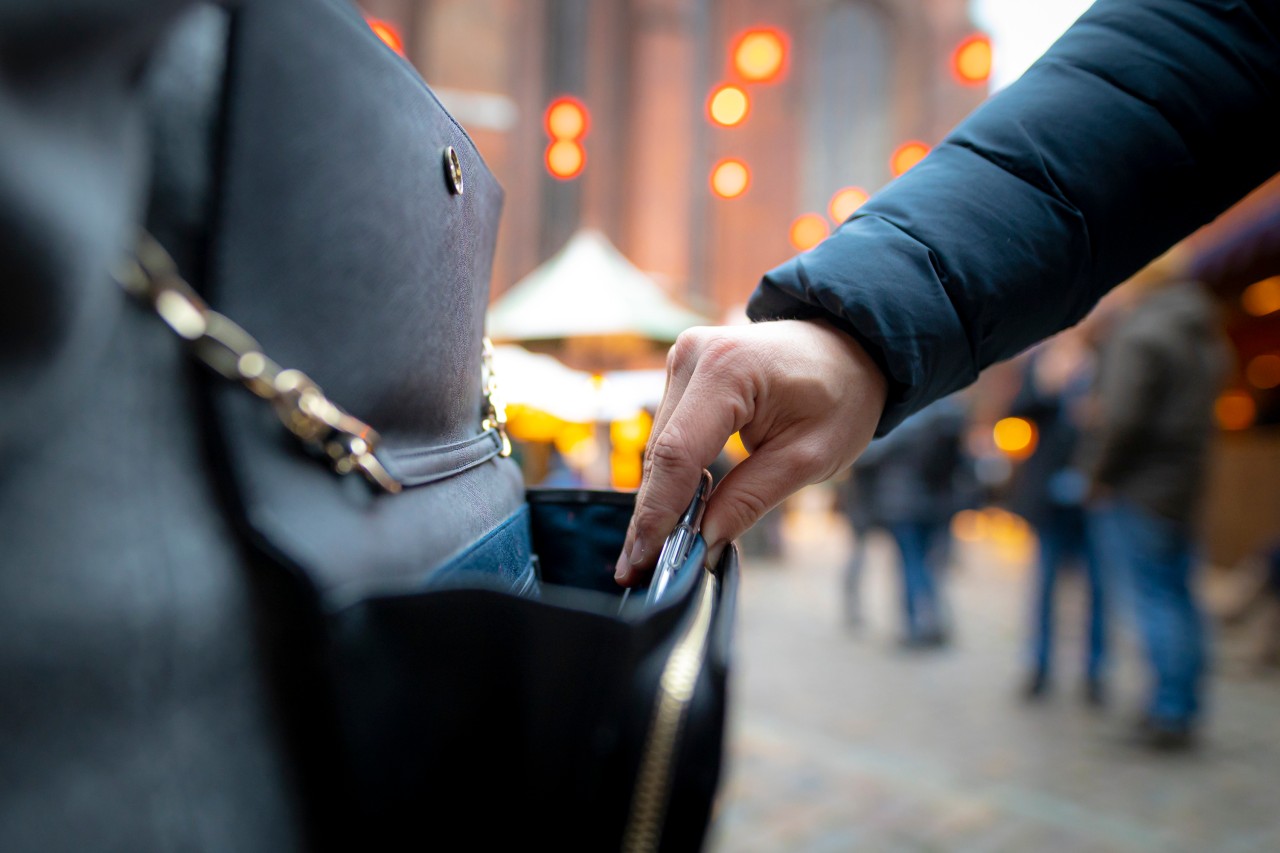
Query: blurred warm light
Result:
<box><xmin>505</xmin><ymin>404</ymin><xmax>567</xmax><ymax>443</ymax></box>
<box><xmin>1215</xmin><ymin>390</ymin><xmax>1257</xmax><ymax>431</ymax></box>
<box><xmin>554</xmin><ymin>422</ymin><xmax>595</xmax><ymax>456</ymax></box>
<box><xmin>952</xmin><ymin>509</ymin><xmax>984</xmax><ymax>542</ymax></box>
<box><xmin>890</xmin><ymin>141</ymin><xmax>931</xmax><ymax>177</ymax></box>
<box><xmin>710</xmin><ymin>159</ymin><xmax>750</xmax><ymax>199</ymax></box>
<box><xmin>732</xmin><ymin>28</ymin><xmax>788</xmax><ymax>83</ymax></box>
<box><xmin>951</xmin><ymin>34</ymin><xmax>993</xmax><ymax>85</ymax></box>
<box><xmin>610</xmin><ymin>411</ymin><xmax>653</xmax><ymax>450</ymax></box>
<box><xmin>991</xmin><ymin>508</ymin><xmax>1033</xmax><ymax>563</ymax></box>
<box><xmin>708</xmin><ymin>84</ymin><xmax>750</xmax><ymax>127</ymax></box>
<box><xmin>1241</xmin><ymin>276</ymin><xmax>1280</xmax><ymax>317</ymax></box>
<box><xmin>611</xmin><ymin>448</ymin><xmax>642</xmax><ymax>490</ymax></box>
<box><xmin>724</xmin><ymin>431</ymin><xmax>749</xmax><ymax>463</ymax></box>
<box><xmin>365</xmin><ymin>16</ymin><xmax>405</xmax><ymax>56</ymax></box>
<box><xmin>951</xmin><ymin>507</ymin><xmax>1033</xmax><ymax>562</ymax></box>
<box><xmin>564</xmin><ymin>437</ymin><xmax>599</xmax><ymax>470</ymax></box>
<box><xmin>1246</xmin><ymin>353</ymin><xmax>1280</xmax><ymax>389</ymax></box>
<box><xmin>546</xmin><ymin>139</ymin><xmax>586</xmax><ymax>180</ymax></box>
<box><xmin>544</xmin><ymin>96</ymin><xmax>589</xmax><ymax>140</ymax></box>
<box><xmin>789</xmin><ymin>213</ymin><xmax>829</xmax><ymax>251</ymax></box>
<box><xmin>992</xmin><ymin>417</ymin><xmax>1037</xmax><ymax>458</ymax></box>
<box><xmin>990</xmin><ymin>509</ymin><xmax>1030</xmax><ymax>544</ymax></box>
<box><xmin>828</xmin><ymin>186</ymin><xmax>869</xmax><ymax>223</ymax></box>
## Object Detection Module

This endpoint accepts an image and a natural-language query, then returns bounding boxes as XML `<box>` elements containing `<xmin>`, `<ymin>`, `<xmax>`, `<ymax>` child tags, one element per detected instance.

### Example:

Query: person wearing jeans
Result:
<box><xmin>1101</xmin><ymin>499</ymin><xmax>1207</xmax><ymax>725</ymax></box>
<box><xmin>886</xmin><ymin>519</ymin><xmax>949</xmax><ymax>646</ymax></box>
<box><xmin>1030</xmin><ymin>502</ymin><xmax>1107</xmax><ymax>700</ymax></box>
<box><xmin>1007</xmin><ymin>333</ymin><xmax>1107</xmax><ymax>703</ymax></box>
<box><xmin>856</xmin><ymin>397</ymin><xmax>969</xmax><ymax>647</ymax></box>
<box><xmin>1084</xmin><ymin>258</ymin><xmax>1227</xmax><ymax>749</ymax></box>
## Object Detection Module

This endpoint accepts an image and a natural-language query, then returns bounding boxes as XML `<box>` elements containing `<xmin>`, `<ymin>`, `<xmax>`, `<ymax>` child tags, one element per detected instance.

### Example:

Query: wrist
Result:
<box><xmin>807</xmin><ymin>318</ymin><xmax>889</xmax><ymax>423</ymax></box>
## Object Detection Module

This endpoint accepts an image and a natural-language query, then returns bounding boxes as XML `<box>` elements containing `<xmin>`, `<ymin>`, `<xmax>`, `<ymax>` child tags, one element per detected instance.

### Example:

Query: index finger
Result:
<box><xmin>615</xmin><ymin>358</ymin><xmax>751</xmax><ymax>583</ymax></box>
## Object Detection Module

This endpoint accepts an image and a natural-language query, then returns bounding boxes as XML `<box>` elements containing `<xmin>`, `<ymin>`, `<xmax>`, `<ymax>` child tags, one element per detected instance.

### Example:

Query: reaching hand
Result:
<box><xmin>615</xmin><ymin>319</ymin><xmax>888</xmax><ymax>585</ymax></box>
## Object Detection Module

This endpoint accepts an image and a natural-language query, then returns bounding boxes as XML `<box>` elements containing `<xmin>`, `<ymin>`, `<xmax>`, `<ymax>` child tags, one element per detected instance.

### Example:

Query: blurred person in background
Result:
<box><xmin>1005</xmin><ymin>329</ymin><xmax>1107</xmax><ymax>705</ymax></box>
<box><xmin>1185</xmin><ymin>201</ymin><xmax>1280</xmax><ymax>672</ymax></box>
<box><xmin>855</xmin><ymin>396</ymin><xmax>970</xmax><ymax>648</ymax></box>
<box><xmin>1084</xmin><ymin>252</ymin><xmax>1230</xmax><ymax>750</ymax></box>
<box><xmin>836</xmin><ymin>462</ymin><xmax>882</xmax><ymax>631</ymax></box>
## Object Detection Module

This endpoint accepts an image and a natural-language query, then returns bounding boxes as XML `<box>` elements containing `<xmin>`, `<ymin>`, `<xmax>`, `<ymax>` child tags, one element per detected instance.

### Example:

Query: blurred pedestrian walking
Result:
<box><xmin>857</xmin><ymin>396</ymin><xmax>970</xmax><ymax>648</ymax></box>
<box><xmin>1005</xmin><ymin>330</ymin><xmax>1107</xmax><ymax>704</ymax></box>
<box><xmin>836</xmin><ymin>463</ymin><xmax>882</xmax><ymax>631</ymax></box>
<box><xmin>1084</xmin><ymin>253</ymin><xmax>1229</xmax><ymax>750</ymax></box>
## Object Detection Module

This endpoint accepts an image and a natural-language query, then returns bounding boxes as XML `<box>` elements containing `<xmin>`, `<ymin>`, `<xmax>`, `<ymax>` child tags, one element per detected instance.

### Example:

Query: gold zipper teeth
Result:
<box><xmin>622</xmin><ymin>571</ymin><xmax>719</xmax><ymax>853</ymax></box>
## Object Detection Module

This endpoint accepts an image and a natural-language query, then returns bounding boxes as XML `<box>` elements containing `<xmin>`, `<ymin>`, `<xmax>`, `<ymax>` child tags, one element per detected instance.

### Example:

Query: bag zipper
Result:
<box><xmin>621</xmin><ymin>568</ymin><xmax>719</xmax><ymax>853</ymax></box>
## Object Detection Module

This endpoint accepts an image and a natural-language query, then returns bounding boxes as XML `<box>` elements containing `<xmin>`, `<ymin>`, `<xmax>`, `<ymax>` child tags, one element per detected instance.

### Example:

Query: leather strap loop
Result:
<box><xmin>380</xmin><ymin>428</ymin><xmax>506</xmax><ymax>487</ymax></box>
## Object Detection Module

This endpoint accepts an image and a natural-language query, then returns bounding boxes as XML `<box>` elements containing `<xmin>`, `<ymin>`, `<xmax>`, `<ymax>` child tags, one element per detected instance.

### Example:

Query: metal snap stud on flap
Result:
<box><xmin>443</xmin><ymin>146</ymin><xmax>464</xmax><ymax>196</ymax></box>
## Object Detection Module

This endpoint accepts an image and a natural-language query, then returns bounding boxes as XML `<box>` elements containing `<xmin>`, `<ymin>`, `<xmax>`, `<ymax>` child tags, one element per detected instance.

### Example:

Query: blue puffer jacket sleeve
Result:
<box><xmin>748</xmin><ymin>0</ymin><xmax>1280</xmax><ymax>435</ymax></box>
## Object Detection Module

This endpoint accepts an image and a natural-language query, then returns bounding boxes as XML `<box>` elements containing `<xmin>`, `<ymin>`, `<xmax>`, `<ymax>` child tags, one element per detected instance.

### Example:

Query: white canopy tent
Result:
<box><xmin>487</xmin><ymin>229</ymin><xmax>707</xmax><ymax>344</ymax></box>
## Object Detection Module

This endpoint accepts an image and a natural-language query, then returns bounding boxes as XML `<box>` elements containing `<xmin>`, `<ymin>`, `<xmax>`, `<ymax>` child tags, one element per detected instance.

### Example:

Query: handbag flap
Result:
<box><xmin>203</xmin><ymin>0</ymin><xmax>524</xmax><ymax>596</ymax></box>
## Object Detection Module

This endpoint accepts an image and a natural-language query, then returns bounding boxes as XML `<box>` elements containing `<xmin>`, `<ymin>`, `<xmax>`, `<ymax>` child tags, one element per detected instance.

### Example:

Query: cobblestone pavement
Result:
<box><xmin>705</xmin><ymin>501</ymin><xmax>1280</xmax><ymax>852</ymax></box>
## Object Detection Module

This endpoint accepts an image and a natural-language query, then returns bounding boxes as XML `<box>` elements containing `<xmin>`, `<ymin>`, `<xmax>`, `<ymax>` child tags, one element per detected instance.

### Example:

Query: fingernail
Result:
<box><xmin>614</xmin><ymin>554</ymin><xmax>630</xmax><ymax>582</ymax></box>
<box><xmin>628</xmin><ymin>536</ymin><xmax>648</xmax><ymax>567</ymax></box>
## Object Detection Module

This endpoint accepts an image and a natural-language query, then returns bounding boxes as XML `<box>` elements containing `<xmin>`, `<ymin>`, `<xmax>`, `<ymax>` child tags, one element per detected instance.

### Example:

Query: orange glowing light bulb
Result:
<box><xmin>708</xmin><ymin>84</ymin><xmax>751</xmax><ymax>127</ymax></box>
<box><xmin>789</xmin><ymin>214</ymin><xmax>830</xmax><ymax>251</ymax></box>
<box><xmin>993</xmin><ymin>417</ymin><xmax>1037</xmax><ymax>458</ymax></box>
<box><xmin>732</xmin><ymin>28</ymin><xmax>788</xmax><ymax>83</ymax></box>
<box><xmin>545</xmin><ymin>96</ymin><xmax>589</xmax><ymax>140</ymax></box>
<box><xmin>546</xmin><ymin>140</ymin><xmax>586</xmax><ymax>180</ymax></box>
<box><xmin>365</xmin><ymin>16</ymin><xmax>405</xmax><ymax>56</ymax></box>
<box><xmin>710</xmin><ymin>159</ymin><xmax>750</xmax><ymax>199</ymax></box>
<box><xmin>829</xmin><ymin>186</ymin><xmax>869</xmax><ymax>223</ymax></box>
<box><xmin>891</xmin><ymin>141</ymin><xmax>931</xmax><ymax>177</ymax></box>
<box><xmin>952</xmin><ymin>34</ymin><xmax>992</xmax><ymax>85</ymax></box>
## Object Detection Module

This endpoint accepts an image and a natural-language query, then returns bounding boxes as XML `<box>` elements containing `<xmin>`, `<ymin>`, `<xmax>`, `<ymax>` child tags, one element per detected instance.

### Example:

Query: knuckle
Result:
<box><xmin>697</xmin><ymin>341</ymin><xmax>757</xmax><ymax>428</ymax></box>
<box><xmin>722</xmin><ymin>489</ymin><xmax>771</xmax><ymax>535</ymax></box>
<box><xmin>696</xmin><ymin>336</ymin><xmax>742</xmax><ymax>373</ymax></box>
<box><xmin>669</xmin><ymin>327</ymin><xmax>708</xmax><ymax>369</ymax></box>
<box><xmin>646</xmin><ymin>426</ymin><xmax>688</xmax><ymax>470</ymax></box>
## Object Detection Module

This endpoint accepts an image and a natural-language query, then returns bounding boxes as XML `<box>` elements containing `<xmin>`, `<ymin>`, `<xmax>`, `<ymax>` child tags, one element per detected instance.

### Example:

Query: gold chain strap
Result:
<box><xmin>112</xmin><ymin>230</ymin><xmax>404</xmax><ymax>493</ymax></box>
<box><xmin>480</xmin><ymin>337</ymin><xmax>513</xmax><ymax>459</ymax></box>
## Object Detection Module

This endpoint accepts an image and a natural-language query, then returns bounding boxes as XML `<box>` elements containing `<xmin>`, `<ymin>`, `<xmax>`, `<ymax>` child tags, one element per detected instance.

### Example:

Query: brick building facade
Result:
<box><xmin>359</xmin><ymin>0</ymin><xmax>987</xmax><ymax>319</ymax></box>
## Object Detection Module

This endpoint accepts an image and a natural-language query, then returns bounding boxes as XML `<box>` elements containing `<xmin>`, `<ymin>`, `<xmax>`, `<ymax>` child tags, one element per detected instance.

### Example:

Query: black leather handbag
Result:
<box><xmin>113</xmin><ymin>1</ymin><xmax>739</xmax><ymax>850</ymax></box>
